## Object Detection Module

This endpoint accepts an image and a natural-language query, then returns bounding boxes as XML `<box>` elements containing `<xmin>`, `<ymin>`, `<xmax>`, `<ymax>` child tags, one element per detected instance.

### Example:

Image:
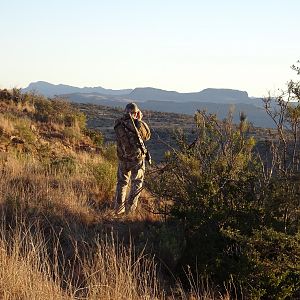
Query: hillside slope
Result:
<box><xmin>0</xmin><ymin>88</ymin><xmax>171</xmax><ymax>299</ymax></box>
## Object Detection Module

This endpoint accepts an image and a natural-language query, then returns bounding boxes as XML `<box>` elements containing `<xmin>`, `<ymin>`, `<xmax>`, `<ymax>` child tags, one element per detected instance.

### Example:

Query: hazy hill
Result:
<box><xmin>24</xmin><ymin>81</ymin><xmax>258</xmax><ymax>104</ymax></box>
<box><xmin>22</xmin><ymin>81</ymin><xmax>133</xmax><ymax>97</ymax></box>
<box><xmin>127</xmin><ymin>87</ymin><xmax>253</xmax><ymax>104</ymax></box>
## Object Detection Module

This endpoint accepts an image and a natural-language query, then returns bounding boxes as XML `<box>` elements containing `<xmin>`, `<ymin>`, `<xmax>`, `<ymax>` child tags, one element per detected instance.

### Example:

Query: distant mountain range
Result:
<box><xmin>128</xmin><ymin>87</ymin><xmax>253</xmax><ymax>104</ymax></box>
<box><xmin>23</xmin><ymin>81</ymin><xmax>273</xmax><ymax>127</ymax></box>
<box><xmin>23</xmin><ymin>81</ymin><xmax>257</xmax><ymax>104</ymax></box>
<box><xmin>23</xmin><ymin>81</ymin><xmax>132</xmax><ymax>97</ymax></box>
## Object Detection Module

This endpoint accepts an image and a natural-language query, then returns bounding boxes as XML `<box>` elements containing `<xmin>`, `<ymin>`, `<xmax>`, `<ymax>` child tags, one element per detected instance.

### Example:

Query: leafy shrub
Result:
<box><xmin>138</xmin><ymin>222</ymin><xmax>186</xmax><ymax>271</ymax></box>
<box><xmin>63</xmin><ymin>127</ymin><xmax>82</xmax><ymax>142</ymax></box>
<box><xmin>14</xmin><ymin>119</ymin><xmax>36</xmax><ymax>144</ymax></box>
<box><xmin>147</xmin><ymin>109</ymin><xmax>300</xmax><ymax>299</ymax></box>
<box><xmin>34</xmin><ymin>98</ymin><xmax>86</xmax><ymax>130</ymax></box>
<box><xmin>149</xmin><ymin>111</ymin><xmax>258</xmax><ymax>222</ymax></box>
<box><xmin>101</xmin><ymin>143</ymin><xmax>118</xmax><ymax>164</ymax></box>
<box><xmin>244</xmin><ymin>228</ymin><xmax>300</xmax><ymax>299</ymax></box>
<box><xmin>84</xmin><ymin>128</ymin><xmax>104</xmax><ymax>147</ymax></box>
<box><xmin>90</xmin><ymin>160</ymin><xmax>117</xmax><ymax>200</ymax></box>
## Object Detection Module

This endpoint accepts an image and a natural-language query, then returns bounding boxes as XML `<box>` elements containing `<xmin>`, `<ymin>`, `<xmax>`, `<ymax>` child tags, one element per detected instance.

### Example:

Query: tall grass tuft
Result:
<box><xmin>0</xmin><ymin>217</ymin><xmax>164</xmax><ymax>300</ymax></box>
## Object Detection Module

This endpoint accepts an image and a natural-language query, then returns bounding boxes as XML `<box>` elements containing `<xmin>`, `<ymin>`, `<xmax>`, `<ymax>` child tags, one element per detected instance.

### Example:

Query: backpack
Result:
<box><xmin>114</xmin><ymin>116</ymin><xmax>142</xmax><ymax>161</ymax></box>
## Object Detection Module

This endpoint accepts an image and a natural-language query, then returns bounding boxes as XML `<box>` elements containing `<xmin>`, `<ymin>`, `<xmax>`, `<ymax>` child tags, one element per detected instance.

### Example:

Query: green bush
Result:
<box><xmin>101</xmin><ymin>143</ymin><xmax>118</xmax><ymax>163</ymax></box>
<box><xmin>138</xmin><ymin>222</ymin><xmax>186</xmax><ymax>271</ymax></box>
<box><xmin>90</xmin><ymin>160</ymin><xmax>117</xmax><ymax>200</ymax></box>
<box><xmin>244</xmin><ymin>228</ymin><xmax>300</xmax><ymax>299</ymax></box>
<box><xmin>34</xmin><ymin>98</ymin><xmax>86</xmax><ymax>130</ymax></box>
<box><xmin>84</xmin><ymin>128</ymin><xmax>104</xmax><ymax>147</ymax></box>
<box><xmin>15</xmin><ymin>119</ymin><xmax>36</xmax><ymax>144</ymax></box>
<box><xmin>63</xmin><ymin>127</ymin><xmax>82</xmax><ymax>141</ymax></box>
<box><xmin>147</xmin><ymin>110</ymin><xmax>300</xmax><ymax>299</ymax></box>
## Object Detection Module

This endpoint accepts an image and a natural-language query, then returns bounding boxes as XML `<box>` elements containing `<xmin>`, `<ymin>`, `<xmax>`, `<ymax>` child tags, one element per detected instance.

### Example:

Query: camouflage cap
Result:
<box><xmin>125</xmin><ymin>102</ymin><xmax>139</xmax><ymax>113</ymax></box>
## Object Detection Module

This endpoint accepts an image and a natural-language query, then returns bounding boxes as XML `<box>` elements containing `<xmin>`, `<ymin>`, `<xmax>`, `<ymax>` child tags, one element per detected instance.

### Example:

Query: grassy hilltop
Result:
<box><xmin>0</xmin><ymin>88</ymin><xmax>299</xmax><ymax>299</ymax></box>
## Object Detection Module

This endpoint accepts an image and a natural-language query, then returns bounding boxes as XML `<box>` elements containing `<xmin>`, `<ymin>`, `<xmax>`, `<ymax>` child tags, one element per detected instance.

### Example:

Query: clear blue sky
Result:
<box><xmin>1</xmin><ymin>0</ymin><xmax>299</xmax><ymax>96</ymax></box>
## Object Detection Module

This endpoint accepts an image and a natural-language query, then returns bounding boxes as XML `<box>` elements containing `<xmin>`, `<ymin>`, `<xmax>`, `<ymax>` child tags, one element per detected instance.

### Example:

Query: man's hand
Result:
<box><xmin>137</xmin><ymin>110</ymin><xmax>143</xmax><ymax>120</ymax></box>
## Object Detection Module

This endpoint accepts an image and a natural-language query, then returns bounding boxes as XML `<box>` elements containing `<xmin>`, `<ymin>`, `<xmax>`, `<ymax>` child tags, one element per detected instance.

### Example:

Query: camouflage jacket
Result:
<box><xmin>114</xmin><ymin>113</ymin><xmax>151</xmax><ymax>162</ymax></box>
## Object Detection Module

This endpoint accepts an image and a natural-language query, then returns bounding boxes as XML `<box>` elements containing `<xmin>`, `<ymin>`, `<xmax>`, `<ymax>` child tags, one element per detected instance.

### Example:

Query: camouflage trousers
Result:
<box><xmin>114</xmin><ymin>159</ymin><xmax>145</xmax><ymax>214</ymax></box>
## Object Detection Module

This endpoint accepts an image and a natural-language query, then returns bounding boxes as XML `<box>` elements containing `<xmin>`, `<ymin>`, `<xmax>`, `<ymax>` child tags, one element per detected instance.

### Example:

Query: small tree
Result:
<box><xmin>148</xmin><ymin>110</ymin><xmax>257</xmax><ymax>226</ymax></box>
<box><xmin>258</xmin><ymin>62</ymin><xmax>300</xmax><ymax>234</ymax></box>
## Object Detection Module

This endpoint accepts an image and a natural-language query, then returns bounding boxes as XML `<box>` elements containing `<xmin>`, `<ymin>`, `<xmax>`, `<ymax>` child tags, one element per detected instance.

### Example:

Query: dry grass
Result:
<box><xmin>0</xmin><ymin>218</ymin><xmax>162</xmax><ymax>300</ymax></box>
<box><xmin>0</xmin><ymin>153</ymin><xmax>111</xmax><ymax>220</ymax></box>
<box><xmin>16</xmin><ymin>100</ymin><xmax>36</xmax><ymax>113</ymax></box>
<box><xmin>0</xmin><ymin>153</ymin><xmax>162</xmax><ymax>299</ymax></box>
<box><xmin>0</xmin><ymin>221</ymin><xmax>70</xmax><ymax>300</ymax></box>
<box><xmin>81</xmin><ymin>237</ymin><xmax>162</xmax><ymax>299</ymax></box>
<box><xmin>0</xmin><ymin>115</ymin><xmax>15</xmax><ymax>135</ymax></box>
<box><xmin>0</xmin><ymin>152</ymin><xmax>234</xmax><ymax>299</ymax></box>
<box><xmin>0</xmin><ymin>217</ymin><xmax>232</xmax><ymax>300</ymax></box>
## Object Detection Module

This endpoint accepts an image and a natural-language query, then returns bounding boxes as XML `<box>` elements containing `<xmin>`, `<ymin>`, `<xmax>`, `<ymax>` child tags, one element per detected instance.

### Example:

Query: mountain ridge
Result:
<box><xmin>23</xmin><ymin>81</ymin><xmax>133</xmax><ymax>97</ymax></box>
<box><xmin>127</xmin><ymin>87</ymin><xmax>251</xmax><ymax>103</ymax></box>
<box><xmin>23</xmin><ymin>81</ymin><xmax>257</xmax><ymax>103</ymax></box>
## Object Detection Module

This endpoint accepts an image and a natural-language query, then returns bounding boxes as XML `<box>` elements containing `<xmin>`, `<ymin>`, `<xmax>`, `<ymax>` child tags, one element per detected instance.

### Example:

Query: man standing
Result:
<box><xmin>114</xmin><ymin>102</ymin><xmax>151</xmax><ymax>215</ymax></box>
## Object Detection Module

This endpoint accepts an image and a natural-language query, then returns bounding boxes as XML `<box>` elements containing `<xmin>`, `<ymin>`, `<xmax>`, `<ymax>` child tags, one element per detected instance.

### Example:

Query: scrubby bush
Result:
<box><xmin>84</xmin><ymin>128</ymin><xmax>104</xmax><ymax>147</ymax></box>
<box><xmin>90</xmin><ymin>160</ymin><xmax>117</xmax><ymax>201</ymax></box>
<box><xmin>14</xmin><ymin>118</ymin><xmax>36</xmax><ymax>144</ymax></box>
<box><xmin>101</xmin><ymin>143</ymin><xmax>118</xmax><ymax>163</ymax></box>
<box><xmin>147</xmin><ymin>104</ymin><xmax>300</xmax><ymax>298</ymax></box>
<box><xmin>34</xmin><ymin>98</ymin><xmax>86</xmax><ymax>130</ymax></box>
